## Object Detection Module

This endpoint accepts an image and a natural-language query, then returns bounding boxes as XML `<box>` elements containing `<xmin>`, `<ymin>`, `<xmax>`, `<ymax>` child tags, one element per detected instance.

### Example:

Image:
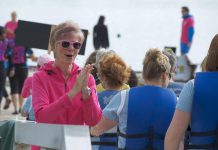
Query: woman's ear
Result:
<box><xmin>162</xmin><ymin>72</ymin><xmax>167</xmax><ymax>82</ymax></box>
<box><xmin>161</xmin><ymin>72</ymin><xmax>169</xmax><ymax>88</ymax></box>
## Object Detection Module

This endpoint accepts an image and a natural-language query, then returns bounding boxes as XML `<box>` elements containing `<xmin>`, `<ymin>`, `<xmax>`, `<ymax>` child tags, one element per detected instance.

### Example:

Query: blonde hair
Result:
<box><xmin>206</xmin><ymin>34</ymin><xmax>218</xmax><ymax>71</ymax></box>
<box><xmin>50</xmin><ymin>21</ymin><xmax>84</xmax><ymax>51</ymax></box>
<box><xmin>11</xmin><ymin>11</ymin><xmax>17</xmax><ymax>17</ymax></box>
<box><xmin>142</xmin><ymin>48</ymin><xmax>171</xmax><ymax>81</ymax></box>
<box><xmin>98</xmin><ymin>51</ymin><xmax>131</xmax><ymax>89</ymax></box>
<box><xmin>163</xmin><ymin>49</ymin><xmax>176</xmax><ymax>73</ymax></box>
<box><xmin>201</xmin><ymin>56</ymin><xmax>207</xmax><ymax>72</ymax></box>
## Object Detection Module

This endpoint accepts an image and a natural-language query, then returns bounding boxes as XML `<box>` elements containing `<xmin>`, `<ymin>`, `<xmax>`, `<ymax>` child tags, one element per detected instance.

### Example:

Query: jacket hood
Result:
<box><xmin>183</xmin><ymin>14</ymin><xmax>193</xmax><ymax>19</ymax></box>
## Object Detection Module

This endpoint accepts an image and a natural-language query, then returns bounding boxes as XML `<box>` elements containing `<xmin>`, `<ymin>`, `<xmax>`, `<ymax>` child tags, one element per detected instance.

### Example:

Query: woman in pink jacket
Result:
<box><xmin>32</xmin><ymin>21</ymin><xmax>102</xmax><ymax>126</ymax></box>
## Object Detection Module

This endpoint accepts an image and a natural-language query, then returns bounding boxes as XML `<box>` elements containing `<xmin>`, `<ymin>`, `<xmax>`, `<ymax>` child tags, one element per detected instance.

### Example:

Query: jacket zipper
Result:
<box><xmin>64</xmin><ymin>75</ymin><xmax>70</xmax><ymax>92</ymax></box>
<box><xmin>64</xmin><ymin>79</ymin><xmax>68</xmax><ymax>92</ymax></box>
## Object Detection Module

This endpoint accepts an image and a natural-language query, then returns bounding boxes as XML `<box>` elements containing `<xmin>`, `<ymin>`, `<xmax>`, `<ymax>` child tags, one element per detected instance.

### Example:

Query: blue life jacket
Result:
<box><xmin>118</xmin><ymin>86</ymin><xmax>176</xmax><ymax>150</ymax></box>
<box><xmin>92</xmin><ymin>90</ymin><xmax>120</xmax><ymax>150</ymax></box>
<box><xmin>98</xmin><ymin>90</ymin><xmax>120</xmax><ymax>110</ymax></box>
<box><xmin>185</xmin><ymin>72</ymin><xmax>218</xmax><ymax>150</ymax></box>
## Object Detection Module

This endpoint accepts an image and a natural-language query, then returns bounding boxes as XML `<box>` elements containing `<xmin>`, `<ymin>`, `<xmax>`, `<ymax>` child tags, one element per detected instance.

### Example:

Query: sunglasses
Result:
<box><xmin>57</xmin><ymin>40</ymin><xmax>82</xmax><ymax>49</ymax></box>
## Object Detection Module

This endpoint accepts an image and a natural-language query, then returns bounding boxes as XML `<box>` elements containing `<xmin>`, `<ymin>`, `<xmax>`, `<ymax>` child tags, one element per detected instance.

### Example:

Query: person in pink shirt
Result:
<box><xmin>5</xmin><ymin>11</ymin><xmax>19</xmax><ymax>114</ymax></box>
<box><xmin>5</xmin><ymin>11</ymin><xmax>18</xmax><ymax>39</ymax></box>
<box><xmin>21</xmin><ymin>54</ymin><xmax>53</xmax><ymax>121</ymax></box>
<box><xmin>21</xmin><ymin>53</ymin><xmax>53</xmax><ymax>99</ymax></box>
<box><xmin>32</xmin><ymin>21</ymin><xmax>102</xmax><ymax>126</ymax></box>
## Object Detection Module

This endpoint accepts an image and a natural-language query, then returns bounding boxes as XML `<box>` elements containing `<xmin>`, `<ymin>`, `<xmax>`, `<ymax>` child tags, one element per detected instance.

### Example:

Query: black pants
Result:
<box><xmin>10</xmin><ymin>64</ymin><xmax>28</xmax><ymax>94</ymax></box>
<box><xmin>0</xmin><ymin>62</ymin><xmax>6</xmax><ymax>105</ymax></box>
<box><xmin>3</xmin><ymin>87</ymin><xmax>9</xmax><ymax>98</ymax></box>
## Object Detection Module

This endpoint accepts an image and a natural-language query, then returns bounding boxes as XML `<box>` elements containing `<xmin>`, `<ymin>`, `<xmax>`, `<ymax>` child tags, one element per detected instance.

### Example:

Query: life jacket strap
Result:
<box><xmin>91</xmin><ymin>141</ymin><xmax>117</xmax><ymax>146</ymax></box>
<box><xmin>91</xmin><ymin>133</ymin><xmax>117</xmax><ymax>147</ymax></box>
<box><xmin>118</xmin><ymin>126</ymin><xmax>164</xmax><ymax>150</ymax></box>
<box><xmin>117</xmin><ymin>129</ymin><xmax>164</xmax><ymax>139</ymax></box>
<box><xmin>185</xmin><ymin>143</ymin><xmax>215</xmax><ymax>149</ymax></box>
<box><xmin>185</xmin><ymin>129</ymin><xmax>218</xmax><ymax>150</ymax></box>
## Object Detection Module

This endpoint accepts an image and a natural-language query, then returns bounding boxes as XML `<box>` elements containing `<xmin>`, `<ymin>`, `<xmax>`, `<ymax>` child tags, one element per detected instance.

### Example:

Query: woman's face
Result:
<box><xmin>55</xmin><ymin>31</ymin><xmax>82</xmax><ymax>65</ymax></box>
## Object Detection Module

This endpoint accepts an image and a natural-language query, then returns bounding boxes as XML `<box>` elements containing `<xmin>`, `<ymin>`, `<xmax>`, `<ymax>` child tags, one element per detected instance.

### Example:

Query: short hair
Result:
<box><xmin>85</xmin><ymin>51</ymin><xmax>98</xmax><ymax>78</ymax></box>
<box><xmin>85</xmin><ymin>51</ymin><xmax>98</xmax><ymax>65</ymax></box>
<box><xmin>11</xmin><ymin>11</ymin><xmax>17</xmax><ymax>17</ymax></box>
<box><xmin>182</xmin><ymin>6</ymin><xmax>189</xmax><ymax>13</ymax></box>
<box><xmin>98</xmin><ymin>51</ymin><xmax>131</xmax><ymax>89</ymax></box>
<box><xmin>50</xmin><ymin>21</ymin><xmax>84</xmax><ymax>51</ymax></box>
<box><xmin>205</xmin><ymin>34</ymin><xmax>218</xmax><ymax>71</ymax></box>
<box><xmin>95</xmin><ymin>49</ymin><xmax>115</xmax><ymax>67</ymax></box>
<box><xmin>127</xmin><ymin>69</ymin><xmax>138</xmax><ymax>87</ymax></box>
<box><xmin>163</xmin><ymin>49</ymin><xmax>176</xmax><ymax>73</ymax></box>
<box><xmin>142</xmin><ymin>48</ymin><xmax>170</xmax><ymax>81</ymax></box>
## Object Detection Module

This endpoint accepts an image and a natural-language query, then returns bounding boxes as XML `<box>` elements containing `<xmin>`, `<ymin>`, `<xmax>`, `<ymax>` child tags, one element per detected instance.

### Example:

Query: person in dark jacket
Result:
<box><xmin>93</xmin><ymin>16</ymin><xmax>109</xmax><ymax>50</ymax></box>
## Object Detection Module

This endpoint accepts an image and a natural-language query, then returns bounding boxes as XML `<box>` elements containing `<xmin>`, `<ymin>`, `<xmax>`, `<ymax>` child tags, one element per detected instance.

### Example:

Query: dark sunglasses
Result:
<box><xmin>57</xmin><ymin>40</ymin><xmax>82</xmax><ymax>49</ymax></box>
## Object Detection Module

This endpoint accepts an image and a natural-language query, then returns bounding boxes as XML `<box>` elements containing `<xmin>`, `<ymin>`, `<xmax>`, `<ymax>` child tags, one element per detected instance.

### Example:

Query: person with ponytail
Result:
<box><xmin>91</xmin><ymin>48</ymin><xmax>177</xmax><ymax>149</ymax></box>
<box><xmin>92</xmin><ymin>50</ymin><xmax>130</xmax><ymax>150</ymax></box>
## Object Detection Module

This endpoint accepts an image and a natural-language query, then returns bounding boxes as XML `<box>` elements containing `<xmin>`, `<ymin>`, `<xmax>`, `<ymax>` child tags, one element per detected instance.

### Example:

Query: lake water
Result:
<box><xmin>0</xmin><ymin>0</ymin><xmax>218</xmax><ymax>71</ymax></box>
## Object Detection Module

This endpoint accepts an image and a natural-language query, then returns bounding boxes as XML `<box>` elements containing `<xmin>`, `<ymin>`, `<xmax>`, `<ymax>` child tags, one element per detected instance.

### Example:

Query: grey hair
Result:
<box><xmin>95</xmin><ymin>49</ymin><xmax>115</xmax><ymax>68</ymax></box>
<box><xmin>163</xmin><ymin>49</ymin><xmax>176</xmax><ymax>73</ymax></box>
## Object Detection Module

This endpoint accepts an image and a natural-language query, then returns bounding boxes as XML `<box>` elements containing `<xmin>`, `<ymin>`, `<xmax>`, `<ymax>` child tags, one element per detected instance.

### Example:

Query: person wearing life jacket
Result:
<box><xmin>92</xmin><ymin>50</ymin><xmax>130</xmax><ymax>150</ymax></box>
<box><xmin>165</xmin><ymin>34</ymin><xmax>218</xmax><ymax>149</ymax></box>
<box><xmin>84</xmin><ymin>49</ymin><xmax>130</xmax><ymax>92</ymax></box>
<box><xmin>91</xmin><ymin>48</ymin><xmax>177</xmax><ymax>150</ymax></box>
<box><xmin>163</xmin><ymin>49</ymin><xmax>185</xmax><ymax>98</ymax></box>
<box><xmin>95</xmin><ymin>50</ymin><xmax>130</xmax><ymax>92</ymax></box>
<box><xmin>180</xmin><ymin>6</ymin><xmax>194</xmax><ymax>55</ymax></box>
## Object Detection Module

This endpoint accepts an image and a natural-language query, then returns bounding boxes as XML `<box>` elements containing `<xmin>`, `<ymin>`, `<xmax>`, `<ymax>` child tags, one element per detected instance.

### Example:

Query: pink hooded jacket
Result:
<box><xmin>32</xmin><ymin>61</ymin><xmax>102</xmax><ymax>126</ymax></box>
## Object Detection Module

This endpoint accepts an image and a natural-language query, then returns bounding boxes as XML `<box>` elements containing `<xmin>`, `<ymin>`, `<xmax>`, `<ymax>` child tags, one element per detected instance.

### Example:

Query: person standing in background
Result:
<box><xmin>0</xmin><ymin>27</ymin><xmax>8</xmax><ymax>111</ymax></box>
<box><xmin>5</xmin><ymin>11</ymin><xmax>37</xmax><ymax>114</ymax></box>
<box><xmin>93</xmin><ymin>16</ymin><xmax>109</xmax><ymax>50</ymax></box>
<box><xmin>21</xmin><ymin>54</ymin><xmax>53</xmax><ymax>121</ymax></box>
<box><xmin>163</xmin><ymin>49</ymin><xmax>184</xmax><ymax>98</ymax></box>
<box><xmin>180</xmin><ymin>6</ymin><xmax>194</xmax><ymax>55</ymax></box>
<box><xmin>5</xmin><ymin>11</ymin><xmax>18</xmax><ymax>114</ymax></box>
<box><xmin>5</xmin><ymin>11</ymin><xmax>18</xmax><ymax>40</ymax></box>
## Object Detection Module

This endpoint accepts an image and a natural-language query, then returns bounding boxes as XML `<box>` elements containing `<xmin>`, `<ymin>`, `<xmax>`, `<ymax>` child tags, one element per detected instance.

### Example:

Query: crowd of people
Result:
<box><xmin>0</xmin><ymin>11</ymin><xmax>37</xmax><ymax>115</ymax></box>
<box><xmin>0</xmin><ymin>6</ymin><xmax>217</xmax><ymax>150</ymax></box>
